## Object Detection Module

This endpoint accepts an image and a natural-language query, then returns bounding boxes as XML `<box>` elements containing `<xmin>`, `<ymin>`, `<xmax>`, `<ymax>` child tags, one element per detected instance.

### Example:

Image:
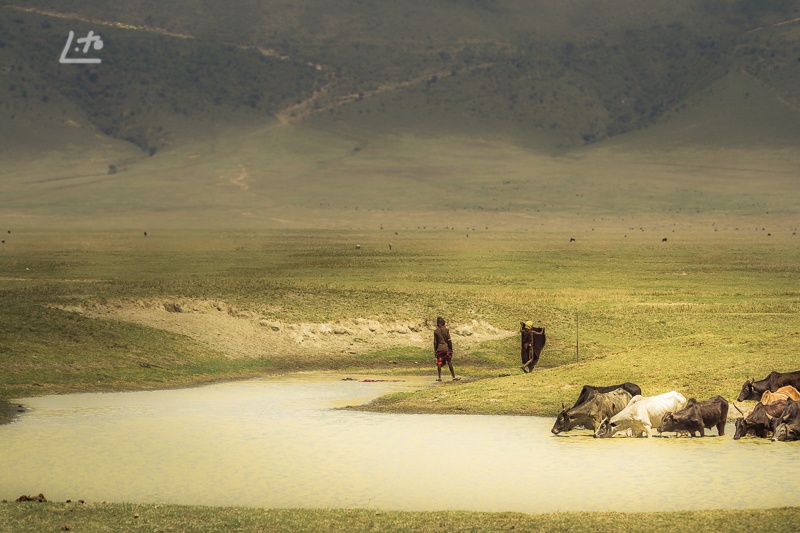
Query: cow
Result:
<box><xmin>594</xmin><ymin>391</ymin><xmax>687</xmax><ymax>438</ymax></box>
<box><xmin>657</xmin><ymin>396</ymin><xmax>728</xmax><ymax>437</ymax></box>
<box><xmin>773</xmin><ymin>398</ymin><xmax>800</xmax><ymax>442</ymax></box>
<box><xmin>760</xmin><ymin>385</ymin><xmax>800</xmax><ymax>405</ymax></box>
<box><xmin>551</xmin><ymin>389</ymin><xmax>633</xmax><ymax>435</ymax></box>
<box><xmin>569</xmin><ymin>382</ymin><xmax>642</xmax><ymax>409</ymax></box>
<box><xmin>737</xmin><ymin>371</ymin><xmax>800</xmax><ymax>401</ymax></box>
<box><xmin>732</xmin><ymin>401</ymin><xmax>785</xmax><ymax>439</ymax></box>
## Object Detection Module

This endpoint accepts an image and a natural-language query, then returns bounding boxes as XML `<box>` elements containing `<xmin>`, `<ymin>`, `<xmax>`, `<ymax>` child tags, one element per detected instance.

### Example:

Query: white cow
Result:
<box><xmin>594</xmin><ymin>391</ymin><xmax>687</xmax><ymax>438</ymax></box>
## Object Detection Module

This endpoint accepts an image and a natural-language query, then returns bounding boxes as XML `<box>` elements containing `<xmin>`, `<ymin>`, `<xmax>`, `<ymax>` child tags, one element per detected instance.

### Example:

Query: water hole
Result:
<box><xmin>2</xmin><ymin>374</ymin><xmax>799</xmax><ymax>513</ymax></box>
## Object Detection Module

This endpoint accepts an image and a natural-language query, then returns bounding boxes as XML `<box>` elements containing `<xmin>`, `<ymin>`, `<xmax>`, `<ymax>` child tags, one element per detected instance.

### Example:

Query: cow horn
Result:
<box><xmin>733</xmin><ymin>402</ymin><xmax>744</xmax><ymax>415</ymax></box>
<box><xmin>561</xmin><ymin>401</ymin><xmax>566</xmax><ymax>411</ymax></box>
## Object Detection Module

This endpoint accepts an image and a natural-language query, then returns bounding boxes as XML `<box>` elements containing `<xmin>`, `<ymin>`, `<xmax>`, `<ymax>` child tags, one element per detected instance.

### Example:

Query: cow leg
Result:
<box><xmin>717</xmin><ymin>422</ymin><xmax>725</xmax><ymax>436</ymax></box>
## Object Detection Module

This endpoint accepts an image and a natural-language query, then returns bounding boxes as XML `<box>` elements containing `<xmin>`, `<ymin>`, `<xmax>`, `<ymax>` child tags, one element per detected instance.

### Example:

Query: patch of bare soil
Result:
<box><xmin>60</xmin><ymin>299</ymin><xmax>510</xmax><ymax>360</ymax></box>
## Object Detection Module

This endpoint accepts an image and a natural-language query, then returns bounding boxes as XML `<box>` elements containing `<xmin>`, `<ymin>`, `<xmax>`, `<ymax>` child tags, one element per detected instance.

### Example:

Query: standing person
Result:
<box><xmin>434</xmin><ymin>316</ymin><xmax>459</xmax><ymax>381</ymax></box>
<box><xmin>520</xmin><ymin>320</ymin><xmax>546</xmax><ymax>373</ymax></box>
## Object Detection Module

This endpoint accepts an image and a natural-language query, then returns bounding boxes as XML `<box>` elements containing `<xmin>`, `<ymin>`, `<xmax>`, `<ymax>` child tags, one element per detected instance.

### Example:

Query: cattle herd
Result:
<box><xmin>551</xmin><ymin>370</ymin><xmax>800</xmax><ymax>441</ymax></box>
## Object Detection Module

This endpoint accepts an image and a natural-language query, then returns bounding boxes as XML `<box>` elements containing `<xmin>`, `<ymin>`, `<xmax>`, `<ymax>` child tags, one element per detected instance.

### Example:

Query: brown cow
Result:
<box><xmin>760</xmin><ymin>385</ymin><xmax>800</xmax><ymax>405</ymax></box>
<box><xmin>733</xmin><ymin>401</ymin><xmax>784</xmax><ymax>439</ymax></box>
<box><xmin>658</xmin><ymin>396</ymin><xmax>728</xmax><ymax>437</ymax></box>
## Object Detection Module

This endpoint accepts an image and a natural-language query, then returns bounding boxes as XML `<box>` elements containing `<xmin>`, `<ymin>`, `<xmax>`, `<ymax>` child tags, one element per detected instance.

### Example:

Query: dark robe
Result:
<box><xmin>521</xmin><ymin>326</ymin><xmax>546</xmax><ymax>367</ymax></box>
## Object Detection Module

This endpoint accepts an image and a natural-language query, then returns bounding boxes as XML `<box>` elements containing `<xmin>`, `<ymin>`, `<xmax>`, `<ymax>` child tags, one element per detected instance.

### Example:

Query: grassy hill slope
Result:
<box><xmin>4</xmin><ymin>1</ymin><xmax>799</xmax><ymax>150</ymax></box>
<box><xmin>3</xmin><ymin>67</ymin><xmax>799</xmax><ymax>232</ymax></box>
<box><xmin>1</xmin><ymin>1</ymin><xmax>799</xmax><ymax>231</ymax></box>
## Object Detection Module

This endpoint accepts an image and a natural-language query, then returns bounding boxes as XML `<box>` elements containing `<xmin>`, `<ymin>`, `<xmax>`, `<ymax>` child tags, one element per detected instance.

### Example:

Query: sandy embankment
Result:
<box><xmin>60</xmin><ymin>299</ymin><xmax>510</xmax><ymax>360</ymax></box>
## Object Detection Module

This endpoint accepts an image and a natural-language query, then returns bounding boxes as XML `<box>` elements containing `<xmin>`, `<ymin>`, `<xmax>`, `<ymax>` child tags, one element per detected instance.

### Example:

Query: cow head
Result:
<box><xmin>657</xmin><ymin>412</ymin><xmax>675</xmax><ymax>434</ymax></box>
<box><xmin>733</xmin><ymin>417</ymin><xmax>747</xmax><ymax>440</ymax></box>
<box><xmin>594</xmin><ymin>417</ymin><xmax>611</xmax><ymax>438</ymax></box>
<box><xmin>772</xmin><ymin>423</ymin><xmax>796</xmax><ymax>441</ymax></box>
<box><xmin>737</xmin><ymin>379</ymin><xmax>759</xmax><ymax>402</ymax></box>
<box><xmin>551</xmin><ymin>408</ymin><xmax>570</xmax><ymax>435</ymax></box>
<box><xmin>780</xmin><ymin>397</ymin><xmax>800</xmax><ymax>422</ymax></box>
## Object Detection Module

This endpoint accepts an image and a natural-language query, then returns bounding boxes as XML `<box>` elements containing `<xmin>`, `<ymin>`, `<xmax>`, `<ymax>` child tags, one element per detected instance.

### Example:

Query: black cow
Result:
<box><xmin>773</xmin><ymin>398</ymin><xmax>800</xmax><ymax>442</ymax></box>
<box><xmin>657</xmin><ymin>396</ymin><xmax>728</xmax><ymax>437</ymax></box>
<box><xmin>552</xmin><ymin>389</ymin><xmax>633</xmax><ymax>434</ymax></box>
<box><xmin>737</xmin><ymin>370</ymin><xmax>800</xmax><ymax>401</ymax></box>
<box><xmin>570</xmin><ymin>382</ymin><xmax>642</xmax><ymax>409</ymax></box>
<box><xmin>733</xmin><ymin>401</ymin><xmax>784</xmax><ymax>440</ymax></box>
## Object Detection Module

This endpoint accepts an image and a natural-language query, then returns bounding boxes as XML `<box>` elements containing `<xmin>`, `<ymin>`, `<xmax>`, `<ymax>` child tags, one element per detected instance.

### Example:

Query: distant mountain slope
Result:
<box><xmin>597</xmin><ymin>69</ymin><xmax>800</xmax><ymax>150</ymax></box>
<box><xmin>2</xmin><ymin>1</ymin><xmax>799</xmax><ymax>155</ymax></box>
<box><xmin>1</xmin><ymin>1</ymin><xmax>799</xmax><ymax>231</ymax></box>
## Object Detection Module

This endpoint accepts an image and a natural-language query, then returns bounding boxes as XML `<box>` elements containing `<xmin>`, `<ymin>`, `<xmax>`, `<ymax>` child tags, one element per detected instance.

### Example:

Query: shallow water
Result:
<box><xmin>2</xmin><ymin>374</ymin><xmax>799</xmax><ymax>513</ymax></box>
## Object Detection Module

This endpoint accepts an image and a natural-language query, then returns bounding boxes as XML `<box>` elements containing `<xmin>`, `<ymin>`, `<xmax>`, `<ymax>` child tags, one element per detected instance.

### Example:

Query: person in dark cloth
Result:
<box><xmin>434</xmin><ymin>316</ymin><xmax>459</xmax><ymax>381</ymax></box>
<box><xmin>520</xmin><ymin>320</ymin><xmax>546</xmax><ymax>373</ymax></box>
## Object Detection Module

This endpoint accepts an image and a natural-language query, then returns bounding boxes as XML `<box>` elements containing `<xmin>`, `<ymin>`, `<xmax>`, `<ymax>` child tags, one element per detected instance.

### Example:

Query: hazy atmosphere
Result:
<box><xmin>2</xmin><ymin>0</ymin><xmax>799</xmax><ymax>232</ymax></box>
<box><xmin>2</xmin><ymin>1</ymin><xmax>800</xmax><ymax>532</ymax></box>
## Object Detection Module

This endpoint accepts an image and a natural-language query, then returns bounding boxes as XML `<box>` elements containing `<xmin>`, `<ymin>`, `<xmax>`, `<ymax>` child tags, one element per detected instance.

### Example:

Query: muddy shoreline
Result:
<box><xmin>0</xmin><ymin>401</ymin><xmax>24</xmax><ymax>426</ymax></box>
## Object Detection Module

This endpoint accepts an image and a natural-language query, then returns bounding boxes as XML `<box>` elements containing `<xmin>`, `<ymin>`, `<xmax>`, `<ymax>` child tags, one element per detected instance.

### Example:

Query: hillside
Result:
<box><xmin>4</xmin><ymin>1</ymin><xmax>800</xmax><ymax>148</ymax></box>
<box><xmin>1</xmin><ymin>1</ymin><xmax>799</xmax><ymax>230</ymax></box>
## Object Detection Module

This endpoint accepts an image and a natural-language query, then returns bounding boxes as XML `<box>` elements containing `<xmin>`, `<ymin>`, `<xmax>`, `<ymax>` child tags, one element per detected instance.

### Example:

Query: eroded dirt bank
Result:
<box><xmin>60</xmin><ymin>299</ymin><xmax>511</xmax><ymax>360</ymax></box>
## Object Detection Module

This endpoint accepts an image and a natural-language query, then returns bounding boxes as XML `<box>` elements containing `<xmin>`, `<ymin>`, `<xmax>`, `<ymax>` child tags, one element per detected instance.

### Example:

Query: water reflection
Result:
<box><xmin>1</xmin><ymin>374</ymin><xmax>799</xmax><ymax>513</ymax></box>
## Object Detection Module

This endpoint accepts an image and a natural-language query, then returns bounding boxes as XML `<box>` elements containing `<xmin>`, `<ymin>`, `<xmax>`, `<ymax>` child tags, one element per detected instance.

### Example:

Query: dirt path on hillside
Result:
<box><xmin>61</xmin><ymin>299</ymin><xmax>510</xmax><ymax>360</ymax></box>
<box><xmin>274</xmin><ymin>62</ymin><xmax>493</xmax><ymax>125</ymax></box>
<box><xmin>6</xmin><ymin>5</ymin><xmax>490</xmax><ymax>128</ymax></box>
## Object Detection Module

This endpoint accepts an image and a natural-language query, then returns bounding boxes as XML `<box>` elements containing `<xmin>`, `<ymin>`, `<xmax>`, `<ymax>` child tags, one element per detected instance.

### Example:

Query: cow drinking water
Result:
<box><xmin>732</xmin><ymin>400</ymin><xmax>785</xmax><ymax>439</ymax></box>
<box><xmin>657</xmin><ymin>395</ymin><xmax>728</xmax><ymax>437</ymax></box>
<box><xmin>594</xmin><ymin>391</ymin><xmax>687</xmax><ymax>438</ymax></box>
<box><xmin>773</xmin><ymin>398</ymin><xmax>800</xmax><ymax>442</ymax></box>
<box><xmin>551</xmin><ymin>388</ymin><xmax>633</xmax><ymax>435</ymax></box>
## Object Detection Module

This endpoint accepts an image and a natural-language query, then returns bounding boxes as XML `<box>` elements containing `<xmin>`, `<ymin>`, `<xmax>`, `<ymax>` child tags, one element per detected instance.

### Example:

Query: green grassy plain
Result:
<box><xmin>3</xmin><ymin>137</ymin><xmax>800</xmax><ymax>529</ymax></box>
<box><xmin>2</xmin><ymin>502</ymin><xmax>799</xmax><ymax>533</ymax></box>
<box><xmin>2</xmin><ymin>228</ymin><xmax>798</xmax><ymax>412</ymax></box>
